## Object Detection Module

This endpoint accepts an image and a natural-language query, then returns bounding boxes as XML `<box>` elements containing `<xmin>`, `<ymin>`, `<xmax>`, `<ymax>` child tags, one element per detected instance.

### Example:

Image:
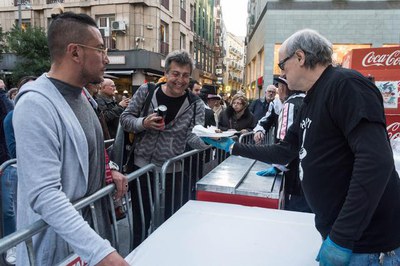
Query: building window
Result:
<box><xmin>193</xmin><ymin>3</ymin><xmax>197</xmax><ymax>33</ymax></box>
<box><xmin>190</xmin><ymin>4</ymin><xmax>194</xmax><ymax>31</ymax></box>
<box><xmin>159</xmin><ymin>21</ymin><xmax>169</xmax><ymax>55</ymax></box>
<box><xmin>189</xmin><ymin>41</ymin><xmax>193</xmax><ymax>56</ymax></box>
<box><xmin>15</xmin><ymin>19</ymin><xmax>31</xmax><ymax>31</ymax></box>
<box><xmin>161</xmin><ymin>0</ymin><xmax>169</xmax><ymax>10</ymax></box>
<box><xmin>46</xmin><ymin>0</ymin><xmax>63</xmax><ymax>3</ymax></box>
<box><xmin>180</xmin><ymin>33</ymin><xmax>186</xmax><ymax>50</ymax></box>
<box><xmin>180</xmin><ymin>0</ymin><xmax>186</xmax><ymax>23</ymax></box>
<box><xmin>97</xmin><ymin>16</ymin><xmax>116</xmax><ymax>50</ymax></box>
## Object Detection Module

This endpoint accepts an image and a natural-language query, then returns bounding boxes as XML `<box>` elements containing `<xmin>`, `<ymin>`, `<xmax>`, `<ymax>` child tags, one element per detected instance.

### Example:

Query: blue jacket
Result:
<box><xmin>249</xmin><ymin>98</ymin><xmax>269</xmax><ymax>122</ymax></box>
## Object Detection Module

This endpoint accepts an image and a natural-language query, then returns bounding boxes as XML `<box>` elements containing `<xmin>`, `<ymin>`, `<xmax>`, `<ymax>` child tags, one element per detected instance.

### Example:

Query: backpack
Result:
<box><xmin>112</xmin><ymin>82</ymin><xmax>157</xmax><ymax>173</ymax></box>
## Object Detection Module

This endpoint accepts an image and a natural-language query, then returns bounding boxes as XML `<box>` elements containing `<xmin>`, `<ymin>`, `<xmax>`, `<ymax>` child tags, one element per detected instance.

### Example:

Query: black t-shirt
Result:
<box><xmin>233</xmin><ymin>65</ymin><xmax>400</xmax><ymax>253</ymax></box>
<box><xmin>156</xmin><ymin>88</ymin><xmax>188</xmax><ymax>125</ymax></box>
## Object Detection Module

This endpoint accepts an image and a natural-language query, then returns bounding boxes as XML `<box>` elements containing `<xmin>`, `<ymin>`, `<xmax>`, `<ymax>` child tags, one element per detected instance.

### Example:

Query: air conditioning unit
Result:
<box><xmin>112</xmin><ymin>21</ymin><xmax>126</xmax><ymax>31</ymax></box>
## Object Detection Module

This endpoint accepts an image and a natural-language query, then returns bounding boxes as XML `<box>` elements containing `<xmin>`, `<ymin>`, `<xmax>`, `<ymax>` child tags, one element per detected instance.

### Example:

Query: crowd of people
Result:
<box><xmin>0</xmin><ymin>10</ymin><xmax>398</xmax><ymax>266</ymax></box>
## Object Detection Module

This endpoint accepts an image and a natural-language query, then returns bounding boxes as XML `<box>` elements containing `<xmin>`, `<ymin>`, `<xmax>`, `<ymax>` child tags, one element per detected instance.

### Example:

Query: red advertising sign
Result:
<box><xmin>343</xmin><ymin>46</ymin><xmax>400</xmax><ymax>139</ymax></box>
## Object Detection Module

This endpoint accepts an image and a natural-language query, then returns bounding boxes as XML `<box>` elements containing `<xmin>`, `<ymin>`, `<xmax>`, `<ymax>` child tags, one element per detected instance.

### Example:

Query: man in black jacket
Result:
<box><xmin>96</xmin><ymin>78</ymin><xmax>129</xmax><ymax>139</ymax></box>
<box><xmin>249</xmin><ymin>84</ymin><xmax>276</xmax><ymax>122</ymax></box>
<box><xmin>206</xmin><ymin>29</ymin><xmax>400</xmax><ymax>265</ymax></box>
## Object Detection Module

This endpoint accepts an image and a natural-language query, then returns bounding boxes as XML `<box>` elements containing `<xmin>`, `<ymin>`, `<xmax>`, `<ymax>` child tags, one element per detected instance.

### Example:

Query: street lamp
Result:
<box><xmin>17</xmin><ymin>0</ymin><xmax>31</xmax><ymax>30</ymax></box>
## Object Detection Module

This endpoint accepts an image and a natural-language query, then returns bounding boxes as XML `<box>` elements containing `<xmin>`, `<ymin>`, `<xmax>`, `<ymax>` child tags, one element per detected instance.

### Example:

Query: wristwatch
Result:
<box><xmin>108</xmin><ymin>161</ymin><xmax>120</xmax><ymax>171</ymax></box>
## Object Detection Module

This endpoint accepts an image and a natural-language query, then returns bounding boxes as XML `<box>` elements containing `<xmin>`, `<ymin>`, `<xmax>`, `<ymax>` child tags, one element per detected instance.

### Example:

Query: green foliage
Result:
<box><xmin>7</xmin><ymin>25</ymin><xmax>50</xmax><ymax>84</ymax></box>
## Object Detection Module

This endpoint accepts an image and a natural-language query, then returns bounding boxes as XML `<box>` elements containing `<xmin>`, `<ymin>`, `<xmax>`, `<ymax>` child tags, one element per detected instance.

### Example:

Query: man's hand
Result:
<box><xmin>119</xmin><ymin>98</ymin><xmax>130</xmax><ymax>108</ymax></box>
<box><xmin>316</xmin><ymin>236</ymin><xmax>352</xmax><ymax>266</ymax></box>
<box><xmin>254</xmin><ymin>131</ymin><xmax>265</xmax><ymax>144</ymax></box>
<box><xmin>111</xmin><ymin>170</ymin><xmax>128</xmax><ymax>200</ymax></box>
<box><xmin>96</xmin><ymin>251</ymin><xmax>129</xmax><ymax>266</ymax></box>
<box><xmin>202</xmin><ymin>137</ymin><xmax>235</xmax><ymax>153</ymax></box>
<box><xmin>143</xmin><ymin>113</ymin><xmax>165</xmax><ymax>131</ymax></box>
<box><xmin>256</xmin><ymin>167</ymin><xmax>277</xmax><ymax>176</ymax></box>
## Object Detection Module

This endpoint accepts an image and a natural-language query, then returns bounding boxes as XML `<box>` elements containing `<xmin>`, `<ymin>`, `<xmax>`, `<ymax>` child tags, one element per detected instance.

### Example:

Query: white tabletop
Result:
<box><xmin>126</xmin><ymin>200</ymin><xmax>321</xmax><ymax>266</ymax></box>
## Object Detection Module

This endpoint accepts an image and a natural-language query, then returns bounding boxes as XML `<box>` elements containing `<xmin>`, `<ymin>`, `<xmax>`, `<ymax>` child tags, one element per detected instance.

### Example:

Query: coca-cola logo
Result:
<box><xmin>387</xmin><ymin>122</ymin><xmax>400</xmax><ymax>140</ymax></box>
<box><xmin>362</xmin><ymin>50</ymin><xmax>400</xmax><ymax>67</ymax></box>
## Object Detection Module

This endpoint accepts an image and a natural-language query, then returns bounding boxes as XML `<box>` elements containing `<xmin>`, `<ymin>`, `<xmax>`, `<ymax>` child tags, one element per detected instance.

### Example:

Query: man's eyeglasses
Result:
<box><xmin>76</xmin><ymin>44</ymin><xmax>108</xmax><ymax>57</ymax></box>
<box><xmin>168</xmin><ymin>71</ymin><xmax>191</xmax><ymax>79</ymax></box>
<box><xmin>278</xmin><ymin>53</ymin><xmax>295</xmax><ymax>71</ymax></box>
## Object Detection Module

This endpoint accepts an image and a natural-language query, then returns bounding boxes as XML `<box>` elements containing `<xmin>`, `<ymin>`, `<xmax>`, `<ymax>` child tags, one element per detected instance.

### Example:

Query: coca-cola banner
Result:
<box><xmin>350</xmin><ymin>46</ymin><xmax>400</xmax><ymax>70</ymax></box>
<box><xmin>386</xmin><ymin>115</ymin><xmax>400</xmax><ymax>140</ymax></box>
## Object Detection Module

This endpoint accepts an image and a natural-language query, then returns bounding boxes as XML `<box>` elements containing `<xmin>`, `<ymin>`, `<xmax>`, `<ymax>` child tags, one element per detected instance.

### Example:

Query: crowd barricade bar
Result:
<box><xmin>158</xmin><ymin>143</ymin><xmax>232</xmax><ymax>227</ymax></box>
<box><xmin>0</xmin><ymin>162</ymin><xmax>158</xmax><ymax>266</ymax></box>
<box><xmin>238</xmin><ymin>129</ymin><xmax>275</xmax><ymax>145</ymax></box>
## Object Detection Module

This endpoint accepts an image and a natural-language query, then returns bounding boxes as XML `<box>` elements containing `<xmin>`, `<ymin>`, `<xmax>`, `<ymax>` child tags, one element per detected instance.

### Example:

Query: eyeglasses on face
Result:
<box><xmin>278</xmin><ymin>52</ymin><xmax>295</xmax><ymax>71</ymax></box>
<box><xmin>76</xmin><ymin>43</ymin><xmax>108</xmax><ymax>56</ymax></box>
<box><xmin>168</xmin><ymin>71</ymin><xmax>191</xmax><ymax>79</ymax></box>
<box><xmin>266</xmin><ymin>90</ymin><xmax>276</xmax><ymax>94</ymax></box>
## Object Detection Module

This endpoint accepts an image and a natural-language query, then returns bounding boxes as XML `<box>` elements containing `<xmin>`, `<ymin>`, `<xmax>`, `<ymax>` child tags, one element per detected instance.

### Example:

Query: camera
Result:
<box><xmin>154</xmin><ymin>105</ymin><xmax>167</xmax><ymax>119</ymax></box>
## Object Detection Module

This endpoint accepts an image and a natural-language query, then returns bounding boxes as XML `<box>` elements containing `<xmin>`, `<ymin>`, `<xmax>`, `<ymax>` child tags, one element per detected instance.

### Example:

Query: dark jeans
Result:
<box><xmin>1</xmin><ymin>165</ymin><xmax>17</xmax><ymax>236</ymax></box>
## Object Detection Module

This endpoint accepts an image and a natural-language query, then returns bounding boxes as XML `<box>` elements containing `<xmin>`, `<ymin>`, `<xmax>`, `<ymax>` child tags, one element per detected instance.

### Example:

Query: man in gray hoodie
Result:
<box><xmin>13</xmin><ymin>12</ymin><xmax>128</xmax><ymax>266</ymax></box>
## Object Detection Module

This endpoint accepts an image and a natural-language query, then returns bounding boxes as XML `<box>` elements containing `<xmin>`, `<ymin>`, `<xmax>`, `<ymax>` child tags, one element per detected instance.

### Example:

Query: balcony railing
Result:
<box><xmin>180</xmin><ymin>8</ymin><xmax>186</xmax><ymax>23</ymax></box>
<box><xmin>161</xmin><ymin>0</ymin><xmax>169</xmax><ymax>10</ymax></box>
<box><xmin>46</xmin><ymin>0</ymin><xmax>63</xmax><ymax>3</ymax></box>
<box><xmin>160</xmin><ymin>41</ymin><xmax>169</xmax><ymax>56</ymax></box>
<box><xmin>14</xmin><ymin>0</ymin><xmax>32</xmax><ymax>6</ymax></box>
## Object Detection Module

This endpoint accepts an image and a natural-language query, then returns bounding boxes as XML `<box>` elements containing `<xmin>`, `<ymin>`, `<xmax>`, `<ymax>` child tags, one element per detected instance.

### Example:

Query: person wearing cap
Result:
<box><xmin>256</xmin><ymin>76</ymin><xmax>310</xmax><ymax>213</ymax></box>
<box><xmin>218</xmin><ymin>93</ymin><xmax>256</xmax><ymax>133</ymax></box>
<box><xmin>200</xmin><ymin>84</ymin><xmax>221</xmax><ymax>127</ymax></box>
<box><xmin>249</xmin><ymin>84</ymin><xmax>277</xmax><ymax>122</ymax></box>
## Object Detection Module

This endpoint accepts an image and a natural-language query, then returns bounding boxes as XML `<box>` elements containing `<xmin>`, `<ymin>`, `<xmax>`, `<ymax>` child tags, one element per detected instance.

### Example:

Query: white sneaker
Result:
<box><xmin>5</xmin><ymin>247</ymin><xmax>16</xmax><ymax>265</ymax></box>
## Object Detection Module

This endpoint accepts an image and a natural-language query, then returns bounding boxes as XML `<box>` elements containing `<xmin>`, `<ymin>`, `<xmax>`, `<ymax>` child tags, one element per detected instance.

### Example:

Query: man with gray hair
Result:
<box><xmin>120</xmin><ymin>49</ymin><xmax>207</xmax><ymax>247</ymax></box>
<box><xmin>204</xmin><ymin>29</ymin><xmax>400</xmax><ymax>265</ymax></box>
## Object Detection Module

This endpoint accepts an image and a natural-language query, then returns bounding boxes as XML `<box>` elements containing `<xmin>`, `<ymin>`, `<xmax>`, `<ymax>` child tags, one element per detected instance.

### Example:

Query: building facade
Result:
<box><xmin>213</xmin><ymin>0</ymin><xmax>225</xmax><ymax>90</ymax></box>
<box><xmin>223</xmin><ymin>32</ymin><xmax>244</xmax><ymax>95</ymax></box>
<box><xmin>0</xmin><ymin>0</ymin><xmax>222</xmax><ymax>94</ymax></box>
<box><xmin>192</xmin><ymin>0</ymin><xmax>216</xmax><ymax>85</ymax></box>
<box><xmin>246</xmin><ymin>0</ymin><xmax>400</xmax><ymax>99</ymax></box>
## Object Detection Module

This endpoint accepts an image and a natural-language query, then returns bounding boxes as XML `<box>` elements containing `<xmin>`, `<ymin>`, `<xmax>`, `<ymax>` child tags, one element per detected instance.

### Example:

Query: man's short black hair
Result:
<box><xmin>48</xmin><ymin>12</ymin><xmax>98</xmax><ymax>63</ymax></box>
<box><xmin>188</xmin><ymin>79</ymin><xmax>200</xmax><ymax>90</ymax></box>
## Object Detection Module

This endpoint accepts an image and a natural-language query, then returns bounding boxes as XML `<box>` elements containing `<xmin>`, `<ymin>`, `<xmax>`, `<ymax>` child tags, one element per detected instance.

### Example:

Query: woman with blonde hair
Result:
<box><xmin>218</xmin><ymin>93</ymin><xmax>256</xmax><ymax>133</ymax></box>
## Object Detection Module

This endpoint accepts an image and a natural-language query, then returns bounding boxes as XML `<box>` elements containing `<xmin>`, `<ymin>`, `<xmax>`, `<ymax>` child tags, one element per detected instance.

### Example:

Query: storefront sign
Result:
<box><xmin>108</xmin><ymin>55</ymin><xmax>126</xmax><ymax>65</ymax></box>
<box><xmin>348</xmin><ymin>46</ymin><xmax>400</xmax><ymax>70</ymax></box>
<box><xmin>362</xmin><ymin>49</ymin><xmax>400</xmax><ymax>68</ymax></box>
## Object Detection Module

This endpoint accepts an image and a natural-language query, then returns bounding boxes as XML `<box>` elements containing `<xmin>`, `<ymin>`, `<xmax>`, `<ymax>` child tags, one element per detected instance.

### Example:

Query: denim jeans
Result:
<box><xmin>349</xmin><ymin>246</ymin><xmax>400</xmax><ymax>266</ymax></box>
<box><xmin>1</xmin><ymin>165</ymin><xmax>17</xmax><ymax>236</ymax></box>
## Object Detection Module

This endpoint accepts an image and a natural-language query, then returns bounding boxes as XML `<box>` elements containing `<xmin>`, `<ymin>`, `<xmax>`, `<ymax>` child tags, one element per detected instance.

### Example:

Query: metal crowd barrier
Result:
<box><xmin>238</xmin><ymin>129</ymin><xmax>275</xmax><ymax>145</ymax></box>
<box><xmin>158</xmin><ymin>145</ymin><xmax>230</xmax><ymax>225</ymax></box>
<box><xmin>0</xmin><ymin>133</ymin><xmax>258</xmax><ymax>264</ymax></box>
<box><xmin>0</xmin><ymin>163</ymin><xmax>158</xmax><ymax>265</ymax></box>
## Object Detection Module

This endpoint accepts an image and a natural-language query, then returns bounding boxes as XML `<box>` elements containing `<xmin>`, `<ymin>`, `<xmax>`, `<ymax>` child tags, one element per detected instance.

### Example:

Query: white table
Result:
<box><xmin>126</xmin><ymin>201</ymin><xmax>321</xmax><ymax>266</ymax></box>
